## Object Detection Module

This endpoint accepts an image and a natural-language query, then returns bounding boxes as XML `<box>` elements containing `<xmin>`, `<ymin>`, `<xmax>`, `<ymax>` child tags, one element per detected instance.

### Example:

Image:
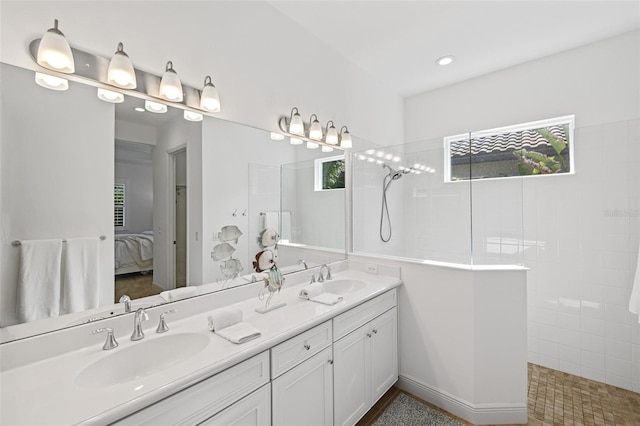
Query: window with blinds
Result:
<box><xmin>114</xmin><ymin>183</ymin><xmax>125</xmax><ymax>228</ymax></box>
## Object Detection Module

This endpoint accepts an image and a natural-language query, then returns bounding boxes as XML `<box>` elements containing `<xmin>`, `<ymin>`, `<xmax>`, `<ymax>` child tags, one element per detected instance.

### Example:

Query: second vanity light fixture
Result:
<box><xmin>277</xmin><ymin>107</ymin><xmax>353</xmax><ymax>151</ymax></box>
<box><xmin>30</xmin><ymin>19</ymin><xmax>222</xmax><ymax>121</ymax></box>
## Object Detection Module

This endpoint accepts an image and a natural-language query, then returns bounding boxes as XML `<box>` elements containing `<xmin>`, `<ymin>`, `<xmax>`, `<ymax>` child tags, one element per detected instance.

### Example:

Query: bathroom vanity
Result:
<box><xmin>0</xmin><ymin>268</ymin><xmax>401</xmax><ymax>426</ymax></box>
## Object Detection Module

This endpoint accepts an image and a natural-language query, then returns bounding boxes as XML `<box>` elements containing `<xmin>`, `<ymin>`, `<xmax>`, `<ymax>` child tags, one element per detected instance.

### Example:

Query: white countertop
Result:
<box><xmin>0</xmin><ymin>270</ymin><xmax>401</xmax><ymax>425</ymax></box>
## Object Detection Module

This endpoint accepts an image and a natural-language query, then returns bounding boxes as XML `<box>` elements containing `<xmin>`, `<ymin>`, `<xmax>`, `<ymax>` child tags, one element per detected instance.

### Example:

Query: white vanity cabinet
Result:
<box><xmin>333</xmin><ymin>296</ymin><xmax>398</xmax><ymax>426</ymax></box>
<box><xmin>198</xmin><ymin>384</ymin><xmax>271</xmax><ymax>426</ymax></box>
<box><xmin>271</xmin><ymin>321</ymin><xmax>333</xmax><ymax>426</ymax></box>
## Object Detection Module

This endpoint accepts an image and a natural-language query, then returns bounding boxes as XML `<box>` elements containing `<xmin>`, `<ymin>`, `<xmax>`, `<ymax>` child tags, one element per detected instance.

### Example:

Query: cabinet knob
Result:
<box><xmin>304</xmin><ymin>344</ymin><xmax>311</xmax><ymax>350</ymax></box>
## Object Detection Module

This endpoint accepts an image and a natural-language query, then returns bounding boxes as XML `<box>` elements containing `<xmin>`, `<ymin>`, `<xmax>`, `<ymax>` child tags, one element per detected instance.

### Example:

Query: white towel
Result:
<box><xmin>160</xmin><ymin>286</ymin><xmax>198</xmax><ymax>302</ymax></box>
<box><xmin>299</xmin><ymin>282</ymin><xmax>343</xmax><ymax>305</ymax></box>
<box><xmin>207</xmin><ymin>309</ymin><xmax>261</xmax><ymax>344</ymax></box>
<box><xmin>17</xmin><ymin>239</ymin><xmax>63</xmax><ymax>322</ymax></box>
<box><xmin>629</xmin><ymin>246</ymin><xmax>640</xmax><ymax>322</ymax></box>
<box><xmin>262</xmin><ymin>212</ymin><xmax>278</xmax><ymax>231</ymax></box>
<box><xmin>62</xmin><ymin>237</ymin><xmax>100</xmax><ymax>314</ymax></box>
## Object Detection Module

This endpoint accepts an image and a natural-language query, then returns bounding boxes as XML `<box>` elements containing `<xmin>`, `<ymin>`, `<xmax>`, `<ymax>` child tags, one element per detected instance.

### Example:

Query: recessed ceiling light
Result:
<box><xmin>436</xmin><ymin>55</ymin><xmax>455</xmax><ymax>66</ymax></box>
<box><xmin>134</xmin><ymin>107</ymin><xmax>145</xmax><ymax>112</ymax></box>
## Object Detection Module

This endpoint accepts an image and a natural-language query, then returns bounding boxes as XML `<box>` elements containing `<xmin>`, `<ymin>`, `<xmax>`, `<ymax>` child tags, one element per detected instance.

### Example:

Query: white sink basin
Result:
<box><xmin>76</xmin><ymin>333</ymin><xmax>209</xmax><ymax>388</ymax></box>
<box><xmin>322</xmin><ymin>279</ymin><xmax>367</xmax><ymax>295</ymax></box>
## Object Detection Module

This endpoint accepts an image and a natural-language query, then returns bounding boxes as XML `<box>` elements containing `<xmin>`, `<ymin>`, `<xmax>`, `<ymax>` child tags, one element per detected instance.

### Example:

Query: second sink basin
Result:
<box><xmin>76</xmin><ymin>332</ymin><xmax>209</xmax><ymax>388</ymax></box>
<box><xmin>322</xmin><ymin>279</ymin><xmax>367</xmax><ymax>295</ymax></box>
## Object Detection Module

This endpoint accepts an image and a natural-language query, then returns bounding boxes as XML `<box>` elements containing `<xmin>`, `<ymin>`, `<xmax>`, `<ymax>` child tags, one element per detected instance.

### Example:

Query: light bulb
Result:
<box><xmin>200</xmin><ymin>76</ymin><xmax>220</xmax><ymax>112</ymax></box>
<box><xmin>36</xmin><ymin>19</ymin><xmax>74</xmax><ymax>73</ymax></box>
<box><xmin>184</xmin><ymin>110</ymin><xmax>203</xmax><ymax>122</ymax></box>
<box><xmin>306</xmin><ymin>141</ymin><xmax>319</xmax><ymax>149</ymax></box>
<box><xmin>290</xmin><ymin>137</ymin><xmax>303</xmax><ymax>145</ymax></box>
<box><xmin>145</xmin><ymin>100</ymin><xmax>167</xmax><ymax>114</ymax></box>
<box><xmin>321</xmin><ymin>145</ymin><xmax>334</xmax><ymax>153</ymax></box>
<box><xmin>159</xmin><ymin>61</ymin><xmax>183</xmax><ymax>102</ymax></box>
<box><xmin>107</xmin><ymin>43</ymin><xmax>136</xmax><ymax>89</ymax></box>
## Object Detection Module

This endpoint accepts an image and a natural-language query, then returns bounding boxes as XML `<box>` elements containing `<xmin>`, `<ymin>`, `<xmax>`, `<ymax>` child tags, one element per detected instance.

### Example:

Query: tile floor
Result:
<box><xmin>359</xmin><ymin>364</ymin><xmax>640</xmax><ymax>426</ymax></box>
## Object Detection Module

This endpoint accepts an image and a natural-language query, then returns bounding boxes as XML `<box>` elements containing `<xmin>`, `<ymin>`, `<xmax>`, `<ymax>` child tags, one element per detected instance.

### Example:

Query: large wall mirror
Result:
<box><xmin>0</xmin><ymin>62</ymin><xmax>346</xmax><ymax>343</ymax></box>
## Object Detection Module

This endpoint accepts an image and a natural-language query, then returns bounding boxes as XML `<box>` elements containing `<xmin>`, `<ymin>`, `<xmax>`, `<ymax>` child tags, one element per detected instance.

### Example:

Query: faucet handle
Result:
<box><xmin>156</xmin><ymin>309</ymin><xmax>177</xmax><ymax>333</ymax></box>
<box><xmin>91</xmin><ymin>327</ymin><xmax>118</xmax><ymax>350</ymax></box>
<box><xmin>119</xmin><ymin>294</ymin><xmax>132</xmax><ymax>313</ymax></box>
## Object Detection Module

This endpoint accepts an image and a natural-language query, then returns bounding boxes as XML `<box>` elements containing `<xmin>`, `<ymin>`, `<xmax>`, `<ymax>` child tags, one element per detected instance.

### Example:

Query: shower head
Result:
<box><xmin>382</xmin><ymin>164</ymin><xmax>407</xmax><ymax>180</ymax></box>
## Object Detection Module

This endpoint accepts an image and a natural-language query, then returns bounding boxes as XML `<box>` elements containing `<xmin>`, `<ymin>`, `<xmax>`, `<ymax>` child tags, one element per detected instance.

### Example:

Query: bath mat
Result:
<box><xmin>372</xmin><ymin>392</ymin><xmax>465</xmax><ymax>426</ymax></box>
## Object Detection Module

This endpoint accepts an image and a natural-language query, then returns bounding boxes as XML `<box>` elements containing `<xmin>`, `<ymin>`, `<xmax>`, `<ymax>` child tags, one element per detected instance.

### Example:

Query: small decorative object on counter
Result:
<box><xmin>253</xmin><ymin>228</ymin><xmax>286</xmax><ymax>313</ymax></box>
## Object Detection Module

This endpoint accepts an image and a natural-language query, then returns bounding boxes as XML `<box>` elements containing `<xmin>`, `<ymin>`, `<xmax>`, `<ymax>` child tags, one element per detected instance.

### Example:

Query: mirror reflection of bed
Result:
<box><xmin>114</xmin><ymin>141</ymin><xmax>163</xmax><ymax>301</ymax></box>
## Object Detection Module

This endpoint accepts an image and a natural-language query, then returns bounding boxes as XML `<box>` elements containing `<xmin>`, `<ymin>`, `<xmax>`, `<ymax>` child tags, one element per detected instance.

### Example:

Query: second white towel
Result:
<box><xmin>208</xmin><ymin>309</ymin><xmax>261</xmax><ymax>344</ymax></box>
<box><xmin>299</xmin><ymin>282</ymin><xmax>343</xmax><ymax>306</ymax></box>
<box><xmin>62</xmin><ymin>237</ymin><xmax>100</xmax><ymax>314</ymax></box>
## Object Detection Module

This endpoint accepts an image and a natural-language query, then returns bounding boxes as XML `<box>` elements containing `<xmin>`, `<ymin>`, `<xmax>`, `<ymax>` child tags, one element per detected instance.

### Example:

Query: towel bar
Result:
<box><xmin>11</xmin><ymin>235</ymin><xmax>107</xmax><ymax>247</ymax></box>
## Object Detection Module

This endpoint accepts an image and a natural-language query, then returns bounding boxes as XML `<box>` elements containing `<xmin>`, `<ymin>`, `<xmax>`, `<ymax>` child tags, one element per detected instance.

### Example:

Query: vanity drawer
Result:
<box><xmin>112</xmin><ymin>351</ymin><xmax>269</xmax><ymax>426</ymax></box>
<box><xmin>271</xmin><ymin>320</ymin><xmax>332</xmax><ymax>378</ymax></box>
<box><xmin>333</xmin><ymin>289</ymin><xmax>396</xmax><ymax>341</ymax></box>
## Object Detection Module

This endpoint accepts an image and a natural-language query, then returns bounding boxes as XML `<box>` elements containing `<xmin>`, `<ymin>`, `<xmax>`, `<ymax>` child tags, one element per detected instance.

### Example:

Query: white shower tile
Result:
<box><xmin>537</xmin><ymin>307</ymin><xmax>558</xmax><ymax>326</ymax></box>
<box><xmin>581</xmin><ymin>316</ymin><xmax>605</xmax><ymax>336</ymax></box>
<box><xmin>539</xmin><ymin>339</ymin><xmax>559</xmax><ymax>358</ymax></box>
<box><xmin>605</xmin><ymin>338</ymin><xmax>632</xmax><ymax>361</ymax></box>
<box><xmin>605</xmin><ymin>303</ymin><xmax>634</xmax><ymax>325</ymax></box>
<box><xmin>559</xmin><ymin>344</ymin><xmax>580</xmax><ymax>363</ymax></box>
<box><xmin>558</xmin><ymin>312</ymin><xmax>581</xmax><ymax>331</ymax></box>
<box><xmin>538</xmin><ymin>355</ymin><xmax>559</xmax><ymax>370</ymax></box>
<box><xmin>558</xmin><ymin>360</ymin><xmax>581</xmax><ymax>376</ymax></box>
<box><xmin>602</xmin><ymin>251</ymin><xmax>630</xmax><ymax>270</ymax></box>
<box><xmin>539</xmin><ymin>323</ymin><xmax>559</xmax><ymax>342</ymax></box>
<box><xmin>605</xmin><ymin>321</ymin><xmax>630</xmax><ymax>343</ymax></box>
<box><xmin>605</xmin><ymin>356</ymin><xmax>632</xmax><ymax>380</ymax></box>
<box><xmin>580</xmin><ymin>284</ymin><xmax>605</xmax><ymax>303</ymax></box>
<box><xmin>581</xmin><ymin>366</ymin><xmax>605</xmax><ymax>383</ymax></box>
<box><xmin>605</xmin><ymin>372</ymin><xmax>633</xmax><ymax>391</ymax></box>
<box><xmin>528</xmin><ymin>351</ymin><xmax>539</xmax><ymax>365</ymax></box>
<box><xmin>605</xmin><ymin>285</ymin><xmax>632</xmax><ymax>306</ymax></box>
<box><xmin>581</xmin><ymin>350</ymin><xmax>605</xmax><ymax>370</ymax></box>
<box><xmin>559</xmin><ymin>328</ymin><xmax>581</xmax><ymax>348</ymax></box>
<box><xmin>581</xmin><ymin>333</ymin><xmax>605</xmax><ymax>353</ymax></box>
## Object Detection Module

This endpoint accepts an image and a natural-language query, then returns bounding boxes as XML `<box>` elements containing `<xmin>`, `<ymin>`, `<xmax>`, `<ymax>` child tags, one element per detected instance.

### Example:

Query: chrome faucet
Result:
<box><xmin>318</xmin><ymin>264</ymin><xmax>332</xmax><ymax>282</ymax></box>
<box><xmin>119</xmin><ymin>295</ymin><xmax>132</xmax><ymax>313</ymax></box>
<box><xmin>131</xmin><ymin>308</ymin><xmax>149</xmax><ymax>341</ymax></box>
<box><xmin>156</xmin><ymin>309</ymin><xmax>177</xmax><ymax>333</ymax></box>
<box><xmin>91</xmin><ymin>327</ymin><xmax>118</xmax><ymax>350</ymax></box>
<box><xmin>297</xmin><ymin>259</ymin><xmax>308</xmax><ymax>270</ymax></box>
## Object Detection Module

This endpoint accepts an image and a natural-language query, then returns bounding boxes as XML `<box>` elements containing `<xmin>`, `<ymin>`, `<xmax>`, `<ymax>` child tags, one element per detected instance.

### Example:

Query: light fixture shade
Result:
<box><xmin>145</xmin><ymin>100</ymin><xmax>167</xmax><ymax>114</ymax></box>
<box><xmin>270</xmin><ymin>132</ymin><xmax>285</xmax><ymax>140</ymax></box>
<box><xmin>159</xmin><ymin>61</ymin><xmax>183</xmax><ymax>102</ymax></box>
<box><xmin>306</xmin><ymin>141</ymin><xmax>319</xmax><ymax>149</ymax></box>
<box><xmin>34</xmin><ymin>72</ymin><xmax>68</xmax><ymax>91</ymax></box>
<box><xmin>184</xmin><ymin>110</ymin><xmax>203</xmax><ymax>122</ymax></box>
<box><xmin>339</xmin><ymin>126</ymin><xmax>352</xmax><ymax>148</ymax></box>
<box><xmin>107</xmin><ymin>42</ymin><xmax>136</xmax><ymax>89</ymax></box>
<box><xmin>36</xmin><ymin>19</ymin><xmax>74</xmax><ymax>73</ymax></box>
<box><xmin>289</xmin><ymin>107</ymin><xmax>304</xmax><ymax>136</ymax></box>
<box><xmin>290</xmin><ymin>137</ymin><xmax>303</xmax><ymax>145</ymax></box>
<box><xmin>97</xmin><ymin>88</ymin><xmax>124</xmax><ymax>103</ymax></box>
<box><xmin>200</xmin><ymin>76</ymin><xmax>220</xmax><ymax>112</ymax></box>
<box><xmin>321</xmin><ymin>145</ymin><xmax>334</xmax><ymax>153</ymax></box>
<box><xmin>308</xmin><ymin>114</ymin><xmax>323</xmax><ymax>140</ymax></box>
<box><xmin>325</xmin><ymin>121</ymin><xmax>338</xmax><ymax>145</ymax></box>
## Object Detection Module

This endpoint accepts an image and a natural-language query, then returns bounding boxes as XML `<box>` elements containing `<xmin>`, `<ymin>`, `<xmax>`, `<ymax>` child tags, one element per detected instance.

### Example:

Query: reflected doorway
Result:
<box><xmin>173</xmin><ymin>150</ymin><xmax>187</xmax><ymax>288</ymax></box>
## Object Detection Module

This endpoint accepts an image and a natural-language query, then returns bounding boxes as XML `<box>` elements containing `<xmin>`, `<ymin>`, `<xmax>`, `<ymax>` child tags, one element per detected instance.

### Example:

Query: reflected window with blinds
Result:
<box><xmin>444</xmin><ymin>115</ymin><xmax>575</xmax><ymax>182</ymax></box>
<box><xmin>114</xmin><ymin>182</ymin><xmax>126</xmax><ymax>229</ymax></box>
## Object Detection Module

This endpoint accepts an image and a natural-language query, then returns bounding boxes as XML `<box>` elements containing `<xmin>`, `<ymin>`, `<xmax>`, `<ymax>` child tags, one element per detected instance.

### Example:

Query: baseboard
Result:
<box><xmin>396</xmin><ymin>375</ymin><xmax>527</xmax><ymax>425</ymax></box>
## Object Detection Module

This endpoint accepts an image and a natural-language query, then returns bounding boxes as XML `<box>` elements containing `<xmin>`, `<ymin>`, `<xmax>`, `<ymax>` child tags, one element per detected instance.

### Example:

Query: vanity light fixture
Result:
<box><xmin>290</xmin><ymin>137</ymin><xmax>303</xmax><ymax>145</ymax></box>
<box><xmin>36</xmin><ymin>19</ymin><xmax>75</xmax><ymax>73</ymax></box>
<box><xmin>184</xmin><ymin>110</ymin><xmax>203</xmax><ymax>122</ymax></box>
<box><xmin>159</xmin><ymin>61</ymin><xmax>183</xmax><ymax>102</ymax></box>
<box><xmin>107</xmin><ymin>42</ymin><xmax>136</xmax><ymax>89</ymax></box>
<box><xmin>34</xmin><ymin>72</ymin><xmax>68</xmax><ymax>91</ymax></box>
<box><xmin>200</xmin><ymin>76</ymin><xmax>220</xmax><ymax>112</ymax></box>
<box><xmin>97</xmin><ymin>88</ymin><xmax>124</xmax><ymax>103</ymax></box>
<box><xmin>436</xmin><ymin>55</ymin><xmax>455</xmax><ymax>66</ymax></box>
<box><xmin>339</xmin><ymin>126</ymin><xmax>352</xmax><ymax>149</ymax></box>
<box><xmin>308</xmin><ymin>114</ymin><xmax>323</xmax><ymax>140</ymax></box>
<box><xmin>145</xmin><ymin>100</ymin><xmax>167</xmax><ymax>114</ymax></box>
<box><xmin>270</xmin><ymin>132</ymin><xmax>285</xmax><ymax>140</ymax></box>
<box><xmin>306</xmin><ymin>141</ymin><xmax>319</xmax><ymax>149</ymax></box>
<box><xmin>325</xmin><ymin>121</ymin><xmax>338</xmax><ymax>145</ymax></box>
<box><xmin>288</xmin><ymin>107</ymin><xmax>305</xmax><ymax>136</ymax></box>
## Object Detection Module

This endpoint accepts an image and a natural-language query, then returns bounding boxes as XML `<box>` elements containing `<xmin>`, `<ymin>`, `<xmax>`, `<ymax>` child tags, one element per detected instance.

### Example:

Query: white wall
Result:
<box><xmin>0</xmin><ymin>1</ymin><xmax>404</xmax><ymax>148</ymax></box>
<box><xmin>404</xmin><ymin>32</ymin><xmax>640</xmax><ymax>391</ymax></box>
<box><xmin>0</xmin><ymin>63</ymin><xmax>114</xmax><ymax>327</ymax></box>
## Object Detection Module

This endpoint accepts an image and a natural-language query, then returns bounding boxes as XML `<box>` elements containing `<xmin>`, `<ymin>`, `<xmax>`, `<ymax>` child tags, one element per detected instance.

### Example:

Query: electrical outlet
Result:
<box><xmin>366</xmin><ymin>264</ymin><xmax>378</xmax><ymax>274</ymax></box>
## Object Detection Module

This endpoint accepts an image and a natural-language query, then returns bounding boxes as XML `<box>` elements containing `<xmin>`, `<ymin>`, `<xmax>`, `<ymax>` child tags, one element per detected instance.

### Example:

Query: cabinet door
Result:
<box><xmin>369</xmin><ymin>307</ymin><xmax>398</xmax><ymax>402</ymax></box>
<box><xmin>333</xmin><ymin>326</ymin><xmax>370</xmax><ymax>426</ymax></box>
<box><xmin>272</xmin><ymin>347</ymin><xmax>333</xmax><ymax>426</ymax></box>
<box><xmin>199</xmin><ymin>384</ymin><xmax>271</xmax><ymax>426</ymax></box>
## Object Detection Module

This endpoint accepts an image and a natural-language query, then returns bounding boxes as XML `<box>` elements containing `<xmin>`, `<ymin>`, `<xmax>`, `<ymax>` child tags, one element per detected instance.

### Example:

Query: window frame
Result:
<box><xmin>443</xmin><ymin>115</ymin><xmax>575</xmax><ymax>183</ymax></box>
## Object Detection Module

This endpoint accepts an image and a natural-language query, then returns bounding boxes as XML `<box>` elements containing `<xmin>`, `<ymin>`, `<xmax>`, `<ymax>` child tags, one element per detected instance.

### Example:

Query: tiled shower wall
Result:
<box><xmin>474</xmin><ymin>119</ymin><xmax>639</xmax><ymax>391</ymax></box>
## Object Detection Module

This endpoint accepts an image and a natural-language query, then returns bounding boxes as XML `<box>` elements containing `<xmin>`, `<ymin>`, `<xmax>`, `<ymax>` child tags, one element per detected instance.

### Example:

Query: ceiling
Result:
<box><xmin>268</xmin><ymin>1</ymin><xmax>640</xmax><ymax>97</ymax></box>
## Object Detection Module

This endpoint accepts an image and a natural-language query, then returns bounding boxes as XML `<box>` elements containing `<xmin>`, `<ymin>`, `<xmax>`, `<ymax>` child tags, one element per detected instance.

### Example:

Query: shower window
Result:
<box><xmin>444</xmin><ymin>115</ymin><xmax>574</xmax><ymax>182</ymax></box>
<box><xmin>314</xmin><ymin>155</ymin><xmax>345</xmax><ymax>191</ymax></box>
